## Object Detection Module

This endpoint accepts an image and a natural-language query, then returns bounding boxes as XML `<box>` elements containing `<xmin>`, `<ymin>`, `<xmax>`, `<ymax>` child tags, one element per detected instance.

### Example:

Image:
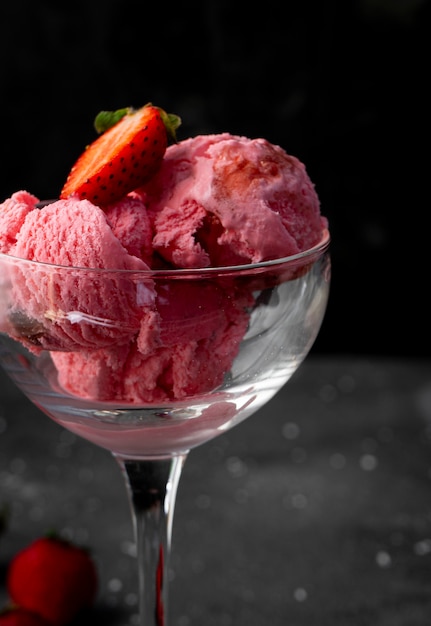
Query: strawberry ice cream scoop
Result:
<box><xmin>2</xmin><ymin>195</ymin><xmax>156</xmax><ymax>352</ymax></box>
<box><xmin>137</xmin><ymin>133</ymin><xmax>327</xmax><ymax>268</ymax></box>
<box><xmin>0</xmin><ymin>191</ymin><xmax>39</xmax><ymax>253</ymax></box>
<box><xmin>51</xmin><ymin>284</ymin><xmax>252</xmax><ymax>402</ymax></box>
<box><xmin>104</xmin><ymin>194</ymin><xmax>153</xmax><ymax>263</ymax></box>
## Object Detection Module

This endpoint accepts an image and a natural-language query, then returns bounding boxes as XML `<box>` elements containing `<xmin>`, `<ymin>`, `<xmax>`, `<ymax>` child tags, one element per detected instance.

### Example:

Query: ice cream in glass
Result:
<box><xmin>0</xmin><ymin>104</ymin><xmax>330</xmax><ymax>625</ymax></box>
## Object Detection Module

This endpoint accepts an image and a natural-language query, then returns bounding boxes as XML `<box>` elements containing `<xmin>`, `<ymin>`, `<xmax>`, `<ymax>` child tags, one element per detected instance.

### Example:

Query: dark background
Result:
<box><xmin>0</xmin><ymin>0</ymin><xmax>429</xmax><ymax>358</ymax></box>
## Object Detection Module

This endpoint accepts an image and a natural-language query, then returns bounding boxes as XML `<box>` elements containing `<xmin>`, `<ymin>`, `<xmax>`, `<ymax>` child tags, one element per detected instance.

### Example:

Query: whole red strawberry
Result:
<box><xmin>60</xmin><ymin>103</ymin><xmax>181</xmax><ymax>206</ymax></box>
<box><xmin>0</xmin><ymin>608</ymin><xmax>50</xmax><ymax>626</ymax></box>
<box><xmin>6</xmin><ymin>535</ymin><xmax>98</xmax><ymax>626</ymax></box>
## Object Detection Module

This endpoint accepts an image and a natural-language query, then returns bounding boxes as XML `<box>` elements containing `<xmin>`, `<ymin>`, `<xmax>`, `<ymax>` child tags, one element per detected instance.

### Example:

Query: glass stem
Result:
<box><xmin>115</xmin><ymin>453</ymin><xmax>188</xmax><ymax>626</ymax></box>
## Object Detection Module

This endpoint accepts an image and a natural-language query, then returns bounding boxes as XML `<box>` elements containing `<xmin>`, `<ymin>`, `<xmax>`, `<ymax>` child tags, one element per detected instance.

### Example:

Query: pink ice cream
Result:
<box><xmin>51</xmin><ymin>279</ymin><xmax>252</xmax><ymax>402</ymax></box>
<box><xmin>137</xmin><ymin>133</ymin><xmax>326</xmax><ymax>268</ymax></box>
<box><xmin>2</xmin><ymin>193</ymin><xmax>157</xmax><ymax>353</ymax></box>
<box><xmin>0</xmin><ymin>133</ymin><xmax>326</xmax><ymax>403</ymax></box>
<box><xmin>0</xmin><ymin>190</ymin><xmax>39</xmax><ymax>253</ymax></box>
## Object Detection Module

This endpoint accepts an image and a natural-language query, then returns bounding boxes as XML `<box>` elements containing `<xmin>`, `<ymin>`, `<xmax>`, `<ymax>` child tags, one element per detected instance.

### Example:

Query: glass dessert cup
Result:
<box><xmin>0</xmin><ymin>230</ymin><xmax>330</xmax><ymax>625</ymax></box>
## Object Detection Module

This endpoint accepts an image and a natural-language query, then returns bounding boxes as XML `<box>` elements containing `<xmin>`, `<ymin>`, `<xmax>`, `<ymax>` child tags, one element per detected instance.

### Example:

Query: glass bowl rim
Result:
<box><xmin>0</xmin><ymin>229</ymin><xmax>330</xmax><ymax>278</ymax></box>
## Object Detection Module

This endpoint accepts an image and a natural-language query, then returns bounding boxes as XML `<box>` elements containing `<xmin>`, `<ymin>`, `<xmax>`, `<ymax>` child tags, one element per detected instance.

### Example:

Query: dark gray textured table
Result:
<box><xmin>0</xmin><ymin>355</ymin><xmax>430</xmax><ymax>625</ymax></box>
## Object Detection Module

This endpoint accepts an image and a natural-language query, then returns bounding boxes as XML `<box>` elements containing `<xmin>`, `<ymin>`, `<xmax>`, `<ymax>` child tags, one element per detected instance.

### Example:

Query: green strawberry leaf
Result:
<box><xmin>158</xmin><ymin>109</ymin><xmax>182</xmax><ymax>144</ymax></box>
<box><xmin>94</xmin><ymin>108</ymin><xmax>131</xmax><ymax>134</ymax></box>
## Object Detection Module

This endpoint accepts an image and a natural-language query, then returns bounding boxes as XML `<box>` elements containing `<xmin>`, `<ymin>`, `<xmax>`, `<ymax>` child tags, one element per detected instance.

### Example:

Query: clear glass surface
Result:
<box><xmin>0</xmin><ymin>229</ymin><xmax>330</xmax><ymax>625</ymax></box>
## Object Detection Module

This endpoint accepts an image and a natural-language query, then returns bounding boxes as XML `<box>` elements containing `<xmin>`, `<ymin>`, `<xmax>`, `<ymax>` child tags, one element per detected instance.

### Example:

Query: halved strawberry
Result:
<box><xmin>60</xmin><ymin>103</ymin><xmax>181</xmax><ymax>206</ymax></box>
